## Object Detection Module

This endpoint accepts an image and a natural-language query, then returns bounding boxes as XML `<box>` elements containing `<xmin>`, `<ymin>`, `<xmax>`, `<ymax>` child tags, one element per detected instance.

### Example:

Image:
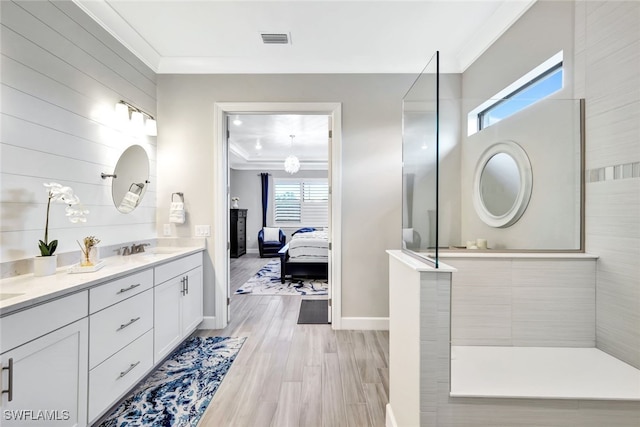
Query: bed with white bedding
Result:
<box><xmin>279</xmin><ymin>229</ymin><xmax>328</xmax><ymax>283</ymax></box>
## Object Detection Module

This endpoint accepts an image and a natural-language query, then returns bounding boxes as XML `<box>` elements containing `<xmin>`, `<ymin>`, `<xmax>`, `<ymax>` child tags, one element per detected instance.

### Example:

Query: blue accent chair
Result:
<box><xmin>258</xmin><ymin>228</ymin><xmax>287</xmax><ymax>258</ymax></box>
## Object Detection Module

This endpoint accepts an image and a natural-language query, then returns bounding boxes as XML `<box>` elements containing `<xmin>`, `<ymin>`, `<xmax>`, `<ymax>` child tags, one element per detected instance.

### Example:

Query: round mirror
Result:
<box><xmin>472</xmin><ymin>141</ymin><xmax>532</xmax><ymax>228</ymax></box>
<box><xmin>112</xmin><ymin>145</ymin><xmax>149</xmax><ymax>213</ymax></box>
<box><xmin>480</xmin><ymin>153</ymin><xmax>520</xmax><ymax>216</ymax></box>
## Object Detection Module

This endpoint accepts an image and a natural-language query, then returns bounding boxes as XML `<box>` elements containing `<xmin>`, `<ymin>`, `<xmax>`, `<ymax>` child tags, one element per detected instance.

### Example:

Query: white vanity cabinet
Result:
<box><xmin>0</xmin><ymin>292</ymin><xmax>89</xmax><ymax>427</ymax></box>
<box><xmin>0</xmin><ymin>246</ymin><xmax>204</xmax><ymax>426</ymax></box>
<box><xmin>153</xmin><ymin>253</ymin><xmax>203</xmax><ymax>363</ymax></box>
<box><xmin>87</xmin><ymin>269</ymin><xmax>154</xmax><ymax>423</ymax></box>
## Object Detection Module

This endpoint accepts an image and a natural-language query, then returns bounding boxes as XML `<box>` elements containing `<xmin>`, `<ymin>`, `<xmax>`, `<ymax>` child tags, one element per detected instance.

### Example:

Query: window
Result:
<box><xmin>468</xmin><ymin>51</ymin><xmax>564</xmax><ymax>136</ymax></box>
<box><xmin>273</xmin><ymin>178</ymin><xmax>328</xmax><ymax>226</ymax></box>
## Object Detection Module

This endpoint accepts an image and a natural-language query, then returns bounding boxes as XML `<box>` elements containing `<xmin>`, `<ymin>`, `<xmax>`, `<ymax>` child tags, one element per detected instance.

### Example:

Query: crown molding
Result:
<box><xmin>456</xmin><ymin>0</ymin><xmax>537</xmax><ymax>72</ymax></box>
<box><xmin>73</xmin><ymin>0</ymin><xmax>161</xmax><ymax>72</ymax></box>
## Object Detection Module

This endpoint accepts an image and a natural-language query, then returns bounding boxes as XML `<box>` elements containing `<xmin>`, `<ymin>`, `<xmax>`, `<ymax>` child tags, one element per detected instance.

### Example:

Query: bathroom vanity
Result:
<box><xmin>0</xmin><ymin>245</ymin><xmax>204</xmax><ymax>426</ymax></box>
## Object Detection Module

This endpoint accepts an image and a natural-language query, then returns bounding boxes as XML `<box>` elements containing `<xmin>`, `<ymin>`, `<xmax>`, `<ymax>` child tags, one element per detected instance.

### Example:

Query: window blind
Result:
<box><xmin>274</xmin><ymin>179</ymin><xmax>328</xmax><ymax>226</ymax></box>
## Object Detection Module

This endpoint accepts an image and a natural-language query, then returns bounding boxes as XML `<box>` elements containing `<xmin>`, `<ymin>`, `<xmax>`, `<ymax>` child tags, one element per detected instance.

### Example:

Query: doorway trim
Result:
<box><xmin>212</xmin><ymin>102</ymin><xmax>343</xmax><ymax>329</ymax></box>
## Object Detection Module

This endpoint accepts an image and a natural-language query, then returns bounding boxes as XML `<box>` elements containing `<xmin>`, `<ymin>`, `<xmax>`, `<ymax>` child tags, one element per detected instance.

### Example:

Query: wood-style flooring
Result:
<box><xmin>197</xmin><ymin>253</ymin><xmax>389</xmax><ymax>427</ymax></box>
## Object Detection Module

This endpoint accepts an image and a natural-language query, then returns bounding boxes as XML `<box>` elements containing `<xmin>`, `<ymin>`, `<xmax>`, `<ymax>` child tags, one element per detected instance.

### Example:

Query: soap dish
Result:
<box><xmin>67</xmin><ymin>260</ymin><xmax>106</xmax><ymax>274</ymax></box>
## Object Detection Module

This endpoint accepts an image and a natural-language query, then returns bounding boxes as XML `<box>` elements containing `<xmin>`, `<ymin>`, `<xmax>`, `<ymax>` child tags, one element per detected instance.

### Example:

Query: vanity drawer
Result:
<box><xmin>154</xmin><ymin>252</ymin><xmax>202</xmax><ymax>285</ymax></box>
<box><xmin>88</xmin><ymin>329</ymin><xmax>153</xmax><ymax>423</ymax></box>
<box><xmin>89</xmin><ymin>289</ymin><xmax>153</xmax><ymax>369</ymax></box>
<box><xmin>90</xmin><ymin>269</ymin><xmax>153</xmax><ymax>313</ymax></box>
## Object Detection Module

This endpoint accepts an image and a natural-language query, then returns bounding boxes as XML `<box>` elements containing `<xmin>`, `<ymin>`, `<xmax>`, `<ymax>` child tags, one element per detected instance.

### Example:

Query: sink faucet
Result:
<box><xmin>131</xmin><ymin>243</ymin><xmax>150</xmax><ymax>254</ymax></box>
<box><xmin>119</xmin><ymin>243</ymin><xmax>150</xmax><ymax>256</ymax></box>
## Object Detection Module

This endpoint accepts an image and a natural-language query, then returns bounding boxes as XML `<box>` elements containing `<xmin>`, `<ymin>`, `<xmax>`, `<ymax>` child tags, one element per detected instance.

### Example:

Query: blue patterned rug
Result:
<box><xmin>98</xmin><ymin>336</ymin><xmax>245</xmax><ymax>427</ymax></box>
<box><xmin>235</xmin><ymin>259</ymin><xmax>328</xmax><ymax>296</ymax></box>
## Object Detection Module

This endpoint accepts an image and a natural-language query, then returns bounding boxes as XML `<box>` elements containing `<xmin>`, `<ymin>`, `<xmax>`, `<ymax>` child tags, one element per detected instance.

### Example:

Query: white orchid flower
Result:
<box><xmin>44</xmin><ymin>182</ymin><xmax>80</xmax><ymax>205</ymax></box>
<box><xmin>40</xmin><ymin>182</ymin><xmax>88</xmax><ymax>256</ymax></box>
<box><xmin>66</xmin><ymin>205</ymin><xmax>89</xmax><ymax>223</ymax></box>
<box><xmin>44</xmin><ymin>182</ymin><xmax>81</xmax><ymax>204</ymax></box>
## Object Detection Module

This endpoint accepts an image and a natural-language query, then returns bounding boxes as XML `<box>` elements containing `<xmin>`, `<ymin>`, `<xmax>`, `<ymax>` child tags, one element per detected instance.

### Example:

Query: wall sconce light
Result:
<box><xmin>114</xmin><ymin>100</ymin><xmax>157</xmax><ymax>136</ymax></box>
<box><xmin>115</xmin><ymin>102</ymin><xmax>129</xmax><ymax>123</ymax></box>
<box><xmin>145</xmin><ymin>118</ymin><xmax>157</xmax><ymax>136</ymax></box>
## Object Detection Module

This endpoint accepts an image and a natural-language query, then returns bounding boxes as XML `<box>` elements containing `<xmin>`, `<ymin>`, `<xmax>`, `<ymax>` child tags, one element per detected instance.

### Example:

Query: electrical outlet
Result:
<box><xmin>163</xmin><ymin>224</ymin><xmax>171</xmax><ymax>236</ymax></box>
<box><xmin>195</xmin><ymin>225</ymin><xmax>211</xmax><ymax>237</ymax></box>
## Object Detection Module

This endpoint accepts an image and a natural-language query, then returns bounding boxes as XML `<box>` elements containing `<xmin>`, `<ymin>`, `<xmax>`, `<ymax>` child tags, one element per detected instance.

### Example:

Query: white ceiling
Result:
<box><xmin>228</xmin><ymin>114</ymin><xmax>329</xmax><ymax>170</ymax></box>
<box><xmin>74</xmin><ymin>0</ymin><xmax>536</xmax><ymax>74</ymax></box>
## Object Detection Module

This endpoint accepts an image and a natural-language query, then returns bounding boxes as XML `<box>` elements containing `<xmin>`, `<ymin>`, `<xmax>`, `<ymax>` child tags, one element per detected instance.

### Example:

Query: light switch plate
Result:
<box><xmin>195</xmin><ymin>225</ymin><xmax>211</xmax><ymax>237</ymax></box>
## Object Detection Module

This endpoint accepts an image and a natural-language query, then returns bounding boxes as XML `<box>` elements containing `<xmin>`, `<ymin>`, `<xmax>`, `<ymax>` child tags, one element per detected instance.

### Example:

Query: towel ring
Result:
<box><xmin>172</xmin><ymin>192</ymin><xmax>184</xmax><ymax>203</ymax></box>
<box><xmin>129</xmin><ymin>182</ymin><xmax>144</xmax><ymax>195</ymax></box>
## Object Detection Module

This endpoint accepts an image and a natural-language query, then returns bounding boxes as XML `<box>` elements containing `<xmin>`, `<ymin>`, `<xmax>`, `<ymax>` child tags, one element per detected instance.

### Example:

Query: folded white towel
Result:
<box><xmin>170</xmin><ymin>201</ymin><xmax>185</xmax><ymax>224</ymax></box>
<box><xmin>118</xmin><ymin>191</ymin><xmax>139</xmax><ymax>213</ymax></box>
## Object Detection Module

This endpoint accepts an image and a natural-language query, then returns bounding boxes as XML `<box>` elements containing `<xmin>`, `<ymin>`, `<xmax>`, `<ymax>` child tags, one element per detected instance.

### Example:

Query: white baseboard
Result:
<box><xmin>246</xmin><ymin>248</ymin><xmax>258</xmax><ymax>254</ymax></box>
<box><xmin>339</xmin><ymin>317</ymin><xmax>389</xmax><ymax>330</ymax></box>
<box><xmin>385</xmin><ymin>404</ymin><xmax>398</xmax><ymax>427</ymax></box>
<box><xmin>197</xmin><ymin>316</ymin><xmax>218</xmax><ymax>330</ymax></box>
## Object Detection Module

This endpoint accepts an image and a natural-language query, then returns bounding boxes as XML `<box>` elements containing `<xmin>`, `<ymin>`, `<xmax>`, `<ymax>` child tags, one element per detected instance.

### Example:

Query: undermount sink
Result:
<box><xmin>146</xmin><ymin>247</ymin><xmax>184</xmax><ymax>255</ymax></box>
<box><xmin>136</xmin><ymin>247</ymin><xmax>185</xmax><ymax>259</ymax></box>
<box><xmin>0</xmin><ymin>292</ymin><xmax>25</xmax><ymax>301</ymax></box>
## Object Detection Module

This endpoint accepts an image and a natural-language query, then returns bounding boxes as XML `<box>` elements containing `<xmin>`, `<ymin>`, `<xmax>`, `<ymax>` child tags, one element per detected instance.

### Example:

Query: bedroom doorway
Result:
<box><xmin>212</xmin><ymin>102</ymin><xmax>342</xmax><ymax>330</ymax></box>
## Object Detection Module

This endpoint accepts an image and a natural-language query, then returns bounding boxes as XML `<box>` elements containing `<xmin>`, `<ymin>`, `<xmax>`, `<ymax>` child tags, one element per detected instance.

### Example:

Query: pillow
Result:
<box><xmin>292</xmin><ymin>227</ymin><xmax>316</xmax><ymax>236</ymax></box>
<box><xmin>263</xmin><ymin>227</ymin><xmax>281</xmax><ymax>243</ymax></box>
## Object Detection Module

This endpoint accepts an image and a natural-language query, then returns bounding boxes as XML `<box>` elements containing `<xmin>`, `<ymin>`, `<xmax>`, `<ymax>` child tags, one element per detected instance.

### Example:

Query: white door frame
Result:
<box><xmin>212</xmin><ymin>102</ymin><xmax>343</xmax><ymax>330</ymax></box>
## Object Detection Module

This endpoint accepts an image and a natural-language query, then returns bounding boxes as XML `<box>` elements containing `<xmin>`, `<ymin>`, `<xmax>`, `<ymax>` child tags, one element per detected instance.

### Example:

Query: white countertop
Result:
<box><xmin>0</xmin><ymin>245</ymin><xmax>205</xmax><ymax>316</ymax></box>
<box><xmin>387</xmin><ymin>250</ymin><xmax>457</xmax><ymax>272</ymax></box>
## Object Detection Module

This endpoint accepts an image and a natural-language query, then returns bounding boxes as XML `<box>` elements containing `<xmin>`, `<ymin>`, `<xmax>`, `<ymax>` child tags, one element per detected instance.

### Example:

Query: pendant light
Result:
<box><xmin>284</xmin><ymin>134</ymin><xmax>300</xmax><ymax>174</ymax></box>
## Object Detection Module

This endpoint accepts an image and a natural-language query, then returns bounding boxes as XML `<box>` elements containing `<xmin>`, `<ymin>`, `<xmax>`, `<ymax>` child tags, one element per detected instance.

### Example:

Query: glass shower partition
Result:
<box><xmin>402</xmin><ymin>51</ymin><xmax>440</xmax><ymax>267</ymax></box>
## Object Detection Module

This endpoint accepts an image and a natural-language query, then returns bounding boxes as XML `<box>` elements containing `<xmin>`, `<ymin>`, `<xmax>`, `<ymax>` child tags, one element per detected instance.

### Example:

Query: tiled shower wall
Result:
<box><xmin>448</xmin><ymin>257</ymin><xmax>597</xmax><ymax>348</ymax></box>
<box><xmin>0</xmin><ymin>0</ymin><xmax>158</xmax><ymax>275</ymax></box>
<box><xmin>575</xmin><ymin>0</ymin><xmax>640</xmax><ymax>369</ymax></box>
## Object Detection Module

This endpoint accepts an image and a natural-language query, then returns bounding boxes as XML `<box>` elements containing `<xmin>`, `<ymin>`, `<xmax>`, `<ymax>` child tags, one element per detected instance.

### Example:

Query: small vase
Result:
<box><xmin>231</xmin><ymin>200</ymin><xmax>239</xmax><ymax>209</ymax></box>
<box><xmin>33</xmin><ymin>255</ymin><xmax>58</xmax><ymax>277</ymax></box>
<box><xmin>81</xmin><ymin>247</ymin><xmax>99</xmax><ymax>267</ymax></box>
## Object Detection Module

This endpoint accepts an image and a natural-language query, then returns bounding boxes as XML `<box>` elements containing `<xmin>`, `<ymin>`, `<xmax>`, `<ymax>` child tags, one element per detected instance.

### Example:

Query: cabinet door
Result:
<box><xmin>1</xmin><ymin>319</ymin><xmax>88</xmax><ymax>427</ymax></box>
<box><xmin>153</xmin><ymin>276</ymin><xmax>182</xmax><ymax>363</ymax></box>
<box><xmin>181</xmin><ymin>266</ymin><xmax>203</xmax><ymax>336</ymax></box>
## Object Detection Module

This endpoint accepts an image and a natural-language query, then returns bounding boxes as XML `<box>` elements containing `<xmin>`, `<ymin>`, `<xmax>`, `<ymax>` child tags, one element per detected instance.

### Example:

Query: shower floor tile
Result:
<box><xmin>450</xmin><ymin>346</ymin><xmax>640</xmax><ymax>400</ymax></box>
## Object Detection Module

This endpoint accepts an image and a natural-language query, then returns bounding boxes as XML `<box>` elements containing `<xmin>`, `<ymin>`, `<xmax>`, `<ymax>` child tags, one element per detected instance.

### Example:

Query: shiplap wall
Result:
<box><xmin>576</xmin><ymin>1</ymin><xmax>640</xmax><ymax>369</ymax></box>
<box><xmin>0</xmin><ymin>0</ymin><xmax>157</xmax><ymax>270</ymax></box>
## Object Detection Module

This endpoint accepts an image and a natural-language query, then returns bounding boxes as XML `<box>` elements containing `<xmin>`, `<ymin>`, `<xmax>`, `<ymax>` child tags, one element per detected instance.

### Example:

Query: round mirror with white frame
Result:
<box><xmin>472</xmin><ymin>141</ymin><xmax>532</xmax><ymax>228</ymax></box>
<box><xmin>111</xmin><ymin>145</ymin><xmax>150</xmax><ymax>213</ymax></box>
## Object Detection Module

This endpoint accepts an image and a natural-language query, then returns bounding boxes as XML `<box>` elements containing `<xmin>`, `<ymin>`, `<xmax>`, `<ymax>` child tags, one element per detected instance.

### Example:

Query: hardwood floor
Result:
<box><xmin>197</xmin><ymin>253</ymin><xmax>389</xmax><ymax>427</ymax></box>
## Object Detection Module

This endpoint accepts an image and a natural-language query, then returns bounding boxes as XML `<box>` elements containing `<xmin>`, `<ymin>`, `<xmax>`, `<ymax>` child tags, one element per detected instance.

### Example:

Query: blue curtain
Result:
<box><xmin>260</xmin><ymin>173</ymin><xmax>269</xmax><ymax>227</ymax></box>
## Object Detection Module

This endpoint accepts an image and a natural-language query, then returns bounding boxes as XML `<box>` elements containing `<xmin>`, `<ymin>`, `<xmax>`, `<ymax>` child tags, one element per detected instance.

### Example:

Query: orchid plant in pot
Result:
<box><xmin>34</xmin><ymin>183</ymin><xmax>88</xmax><ymax>276</ymax></box>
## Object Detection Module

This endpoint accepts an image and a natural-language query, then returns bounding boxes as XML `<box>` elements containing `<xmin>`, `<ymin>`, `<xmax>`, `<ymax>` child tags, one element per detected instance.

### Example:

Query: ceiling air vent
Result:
<box><xmin>260</xmin><ymin>33</ymin><xmax>290</xmax><ymax>44</ymax></box>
